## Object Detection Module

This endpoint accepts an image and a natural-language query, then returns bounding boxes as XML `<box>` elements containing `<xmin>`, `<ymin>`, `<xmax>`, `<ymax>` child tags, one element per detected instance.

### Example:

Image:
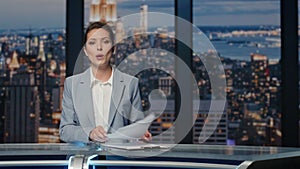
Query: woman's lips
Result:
<box><xmin>96</xmin><ymin>54</ymin><xmax>104</xmax><ymax>60</ymax></box>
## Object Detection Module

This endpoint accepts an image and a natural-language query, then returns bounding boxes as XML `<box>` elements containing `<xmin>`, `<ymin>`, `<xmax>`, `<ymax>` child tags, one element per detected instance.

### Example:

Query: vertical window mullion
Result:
<box><xmin>281</xmin><ymin>0</ymin><xmax>299</xmax><ymax>147</ymax></box>
<box><xmin>175</xmin><ymin>0</ymin><xmax>193</xmax><ymax>144</ymax></box>
<box><xmin>66</xmin><ymin>0</ymin><xmax>84</xmax><ymax>77</ymax></box>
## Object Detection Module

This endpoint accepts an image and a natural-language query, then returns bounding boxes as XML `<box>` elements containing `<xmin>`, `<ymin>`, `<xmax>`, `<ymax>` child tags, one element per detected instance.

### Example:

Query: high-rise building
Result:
<box><xmin>250</xmin><ymin>53</ymin><xmax>270</xmax><ymax>114</ymax></box>
<box><xmin>149</xmin><ymin>100</ymin><xmax>175</xmax><ymax>143</ymax></box>
<box><xmin>99</xmin><ymin>0</ymin><xmax>107</xmax><ymax>22</ymax></box>
<box><xmin>107</xmin><ymin>0</ymin><xmax>117</xmax><ymax>22</ymax></box>
<box><xmin>8</xmin><ymin>51</ymin><xmax>20</xmax><ymax>70</ymax></box>
<box><xmin>193</xmin><ymin>100</ymin><xmax>228</xmax><ymax>145</ymax></box>
<box><xmin>0</xmin><ymin>52</ymin><xmax>6</xmax><ymax>72</ymax></box>
<box><xmin>234</xmin><ymin>53</ymin><xmax>272</xmax><ymax>145</ymax></box>
<box><xmin>159</xmin><ymin>76</ymin><xmax>172</xmax><ymax>96</ymax></box>
<box><xmin>251</xmin><ymin>53</ymin><xmax>269</xmax><ymax>87</ymax></box>
<box><xmin>4</xmin><ymin>73</ymin><xmax>40</xmax><ymax>143</ymax></box>
<box><xmin>25</xmin><ymin>28</ymin><xmax>33</xmax><ymax>55</ymax></box>
<box><xmin>37</xmin><ymin>40</ymin><xmax>46</xmax><ymax>62</ymax></box>
<box><xmin>89</xmin><ymin>0</ymin><xmax>117</xmax><ymax>23</ymax></box>
<box><xmin>1</xmin><ymin>42</ymin><xmax>9</xmax><ymax>56</ymax></box>
<box><xmin>90</xmin><ymin>0</ymin><xmax>100</xmax><ymax>22</ymax></box>
<box><xmin>237</xmin><ymin>103</ymin><xmax>267</xmax><ymax>145</ymax></box>
<box><xmin>140</xmin><ymin>4</ymin><xmax>148</xmax><ymax>35</ymax></box>
<box><xmin>148</xmin><ymin>99</ymin><xmax>227</xmax><ymax>145</ymax></box>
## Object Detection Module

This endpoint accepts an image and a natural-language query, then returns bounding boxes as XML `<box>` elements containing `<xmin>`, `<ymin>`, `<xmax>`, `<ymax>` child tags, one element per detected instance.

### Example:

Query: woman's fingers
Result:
<box><xmin>142</xmin><ymin>130</ymin><xmax>152</xmax><ymax>142</ymax></box>
<box><xmin>89</xmin><ymin>126</ymin><xmax>108</xmax><ymax>142</ymax></box>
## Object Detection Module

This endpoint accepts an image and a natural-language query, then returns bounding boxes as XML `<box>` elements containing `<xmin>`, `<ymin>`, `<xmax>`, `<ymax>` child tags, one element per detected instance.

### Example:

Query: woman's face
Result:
<box><xmin>85</xmin><ymin>28</ymin><xmax>113</xmax><ymax>68</ymax></box>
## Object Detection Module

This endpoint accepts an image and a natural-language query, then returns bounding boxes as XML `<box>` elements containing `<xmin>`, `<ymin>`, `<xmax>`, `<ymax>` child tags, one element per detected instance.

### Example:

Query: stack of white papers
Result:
<box><xmin>101</xmin><ymin>143</ymin><xmax>169</xmax><ymax>150</ymax></box>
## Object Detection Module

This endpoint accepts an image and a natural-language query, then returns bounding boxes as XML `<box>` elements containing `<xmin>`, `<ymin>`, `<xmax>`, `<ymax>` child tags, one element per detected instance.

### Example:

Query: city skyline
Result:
<box><xmin>0</xmin><ymin>0</ymin><xmax>284</xmax><ymax>145</ymax></box>
<box><xmin>0</xmin><ymin>0</ymin><xmax>283</xmax><ymax>30</ymax></box>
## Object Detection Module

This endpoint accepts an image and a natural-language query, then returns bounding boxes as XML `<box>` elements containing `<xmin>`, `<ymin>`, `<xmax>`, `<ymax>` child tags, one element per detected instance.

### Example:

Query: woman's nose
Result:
<box><xmin>97</xmin><ymin>42</ymin><xmax>102</xmax><ymax>51</ymax></box>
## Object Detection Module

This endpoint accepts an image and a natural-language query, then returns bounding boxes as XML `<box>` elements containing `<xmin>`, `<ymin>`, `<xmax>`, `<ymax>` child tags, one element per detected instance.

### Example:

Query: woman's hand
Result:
<box><xmin>89</xmin><ymin>126</ymin><xmax>108</xmax><ymax>142</ymax></box>
<box><xmin>141</xmin><ymin>130</ymin><xmax>152</xmax><ymax>142</ymax></box>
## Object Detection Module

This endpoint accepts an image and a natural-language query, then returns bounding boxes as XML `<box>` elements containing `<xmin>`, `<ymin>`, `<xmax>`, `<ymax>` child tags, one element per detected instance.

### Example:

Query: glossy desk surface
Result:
<box><xmin>0</xmin><ymin>143</ymin><xmax>299</xmax><ymax>160</ymax></box>
<box><xmin>0</xmin><ymin>143</ymin><xmax>300</xmax><ymax>169</ymax></box>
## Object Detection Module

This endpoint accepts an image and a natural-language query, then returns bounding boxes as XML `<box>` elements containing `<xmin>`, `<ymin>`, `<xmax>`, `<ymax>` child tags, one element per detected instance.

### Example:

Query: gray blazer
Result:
<box><xmin>59</xmin><ymin>67</ymin><xmax>144</xmax><ymax>143</ymax></box>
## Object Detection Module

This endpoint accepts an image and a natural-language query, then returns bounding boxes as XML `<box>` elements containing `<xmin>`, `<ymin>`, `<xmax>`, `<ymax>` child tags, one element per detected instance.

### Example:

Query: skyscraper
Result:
<box><xmin>250</xmin><ymin>53</ymin><xmax>270</xmax><ymax>113</ymax></box>
<box><xmin>235</xmin><ymin>53</ymin><xmax>271</xmax><ymax>145</ymax></box>
<box><xmin>89</xmin><ymin>0</ymin><xmax>117</xmax><ymax>23</ymax></box>
<box><xmin>0</xmin><ymin>52</ymin><xmax>6</xmax><ymax>72</ymax></box>
<box><xmin>251</xmin><ymin>54</ymin><xmax>269</xmax><ymax>87</ymax></box>
<box><xmin>4</xmin><ymin>73</ymin><xmax>40</xmax><ymax>143</ymax></box>
<box><xmin>140</xmin><ymin>4</ymin><xmax>148</xmax><ymax>35</ymax></box>
<box><xmin>8</xmin><ymin>51</ymin><xmax>20</xmax><ymax>70</ymax></box>
<box><xmin>107</xmin><ymin>0</ymin><xmax>117</xmax><ymax>22</ymax></box>
<box><xmin>159</xmin><ymin>76</ymin><xmax>172</xmax><ymax>96</ymax></box>
<box><xmin>193</xmin><ymin>100</ymin><xmax>228</xmax><ymax>145</ymax></box>
<box><xmin>149</xmin><ymin>100</ymin><xmax>175</xmax><ymax>143</ymax></box>
<box><xmin>25</xmin><ymin>28</ymin><xmax>33</xmax><ymax>55</ymax></box>
<box><xmin>37</xmin><ymin>40</ymin><xmax>46</xmax><ymax>62</ymax></box>
<box><xmin>90</xmin><ymin>0</ymin><xmax>100</xmax><ymax>22</ymax></box>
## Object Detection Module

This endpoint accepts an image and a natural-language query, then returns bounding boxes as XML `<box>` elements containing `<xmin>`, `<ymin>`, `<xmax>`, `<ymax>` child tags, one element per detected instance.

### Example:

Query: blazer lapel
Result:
<box><xmin>73</xmin><ymin>68</ymin><xmax>96</xmax><ymax>128</ymax></box>
<box><xmin>108</xmin><ymin>69</ymin><xmax>125</xmax><ymax>128</ymax></box>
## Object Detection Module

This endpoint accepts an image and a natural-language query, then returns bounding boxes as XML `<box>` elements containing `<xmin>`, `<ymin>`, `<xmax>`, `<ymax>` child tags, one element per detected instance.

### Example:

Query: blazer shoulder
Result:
<box><xmin>64</xmin><ymin>74</ymin><xmax>78</xmax><ymax>87</ymax></box>
<box><xmin>65</xmin><ymin>70</ymin><xmax>88</xmax><ymax>83</ymax></box>
<box><xmin>116</xmin><ymin>69</ymin><xmax>139</xmax><ymax>83</ymax></box>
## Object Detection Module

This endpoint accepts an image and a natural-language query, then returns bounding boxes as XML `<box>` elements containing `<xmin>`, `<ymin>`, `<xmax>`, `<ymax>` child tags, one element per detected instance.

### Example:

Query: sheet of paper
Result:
<box><xmin>102</xmin><ymin>142</ymin><xmax>169</xmax><ymax>150</ymax></box>
<box><xmin>108</xmin><ymin>113</ymin><xmax>156</xmax><ymax>140</ymax></box>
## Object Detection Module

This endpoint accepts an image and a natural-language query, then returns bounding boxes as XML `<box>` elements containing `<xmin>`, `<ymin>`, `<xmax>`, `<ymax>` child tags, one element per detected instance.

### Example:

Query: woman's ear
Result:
<box><xmin>83</xmin><ymin>46</ymin><xmax>88</xmax><ymax>56</ymax></box>
<box><xmin>112</xmin><ymin>46</ymin><xmax>116</xmax><ymax>55</ymax></box>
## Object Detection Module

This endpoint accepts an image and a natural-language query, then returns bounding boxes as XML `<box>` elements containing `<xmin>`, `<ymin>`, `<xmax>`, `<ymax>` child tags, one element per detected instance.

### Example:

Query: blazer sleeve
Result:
<box><xmin>59</xmin><ymin>78</ymin><xmax>93</xmax><ymax>143</ymax></box>
<box><xmin>129</xmin><ymin>77</ymin><xmax>145</xmax><ymax>123</ymax></box>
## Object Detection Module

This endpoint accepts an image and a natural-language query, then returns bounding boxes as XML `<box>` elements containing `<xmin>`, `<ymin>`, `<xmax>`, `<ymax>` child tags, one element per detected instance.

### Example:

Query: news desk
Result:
<box><xmin>0</xmin><ymin>143</ymin><xmax>300</xmax><ymax>169</ymax></box>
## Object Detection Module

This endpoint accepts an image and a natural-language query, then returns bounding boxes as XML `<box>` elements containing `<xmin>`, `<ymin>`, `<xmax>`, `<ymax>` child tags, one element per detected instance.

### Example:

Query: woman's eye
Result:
<box><xmin>88</xmin><ymin>41</ymin><xmax>95</xmax><ymax>45</ymax></box>
<box><xmin>103</xmin><ymin>40</ymin><xmax>111</xmax><ymax>44</ymax></box>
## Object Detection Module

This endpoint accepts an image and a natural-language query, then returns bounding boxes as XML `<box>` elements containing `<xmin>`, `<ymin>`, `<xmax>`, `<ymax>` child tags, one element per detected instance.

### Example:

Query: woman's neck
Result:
<box><xmin>91</xmin><ymin>65</ymin><xmax>112</xmax><ymax>82</ymax></box>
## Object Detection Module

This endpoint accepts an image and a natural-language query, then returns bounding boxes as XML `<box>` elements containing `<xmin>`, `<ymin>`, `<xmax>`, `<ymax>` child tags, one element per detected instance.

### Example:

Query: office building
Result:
<box><xmin>193</xmin><ymin>100</ymin><xmax>228</xmax><ymax>144</ymax></box>
<box><xmin>140</xmin><ymin>4</ymin><xmax>148</xmax><ymax>35</ymax></box>
<box><xmin>4</xmin><ymin>72</ymin><xmax>40</xmax><ymax>143</ymax></box>
<box><xmin>89</xmin><ymin>0</ymin><xmax>117</xmax><ymax>23</ymax></box>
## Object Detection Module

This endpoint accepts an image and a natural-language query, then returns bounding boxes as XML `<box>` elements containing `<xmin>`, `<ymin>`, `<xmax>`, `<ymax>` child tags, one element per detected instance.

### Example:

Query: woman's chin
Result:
<box><xmin>92</xmin><ymin>61</ymin><xmax>109</xmax><ymax>68</ymax></box>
